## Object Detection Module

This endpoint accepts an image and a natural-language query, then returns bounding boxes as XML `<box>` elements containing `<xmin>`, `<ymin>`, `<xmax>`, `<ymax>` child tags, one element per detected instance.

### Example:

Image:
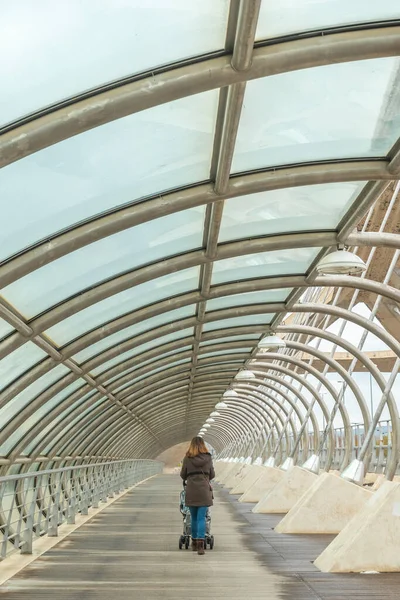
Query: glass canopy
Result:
<box><xmin>0</xmin><ymin>0</ymin><xmax>399</xmax><ymax>464</ymax></box>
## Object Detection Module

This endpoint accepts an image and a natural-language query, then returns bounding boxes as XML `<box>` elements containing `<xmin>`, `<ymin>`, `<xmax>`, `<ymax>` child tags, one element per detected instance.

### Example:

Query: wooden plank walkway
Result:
<box><xmin>0</xmin><ymin>475</ymin><xmax>399</xmax><ymax>599</ymax></box>
<box><xmin>219</xmin><ymin>485</ymin><xmax>400</xmax><ymax>599</ymax></box>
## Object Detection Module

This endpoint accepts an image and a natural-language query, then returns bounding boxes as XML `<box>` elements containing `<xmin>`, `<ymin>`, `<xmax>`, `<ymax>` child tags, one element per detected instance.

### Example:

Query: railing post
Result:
<box><xmin>21</xmin><ymin>480</ymin><xmax>38</xmax><ymax>555</ymax></box>
<box><xmin>48</xmin><ymin>472</ymin><xmax>62</xmax><ymax>537</ymax></box>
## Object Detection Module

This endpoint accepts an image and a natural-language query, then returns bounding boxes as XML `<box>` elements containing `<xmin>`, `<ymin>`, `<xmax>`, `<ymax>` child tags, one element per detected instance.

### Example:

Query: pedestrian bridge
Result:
<box><xmin>1</xmin><ymin>474</ymin><xmax>399</xmax><ymax>599</ymax></box>
<box><xmin>1</xmin><ymin>0</ymin><xmax>400</xmax><ymax>595</ymax></box>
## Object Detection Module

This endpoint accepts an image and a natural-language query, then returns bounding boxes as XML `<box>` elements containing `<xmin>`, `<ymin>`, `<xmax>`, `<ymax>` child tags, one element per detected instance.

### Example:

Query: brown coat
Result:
<box><xmin>180</xmin><ymin>453</ymin><xmax>215</xmax><ymax>507</ymax></box>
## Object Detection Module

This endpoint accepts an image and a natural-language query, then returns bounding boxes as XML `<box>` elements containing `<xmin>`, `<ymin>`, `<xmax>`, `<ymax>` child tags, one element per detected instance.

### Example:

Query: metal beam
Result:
<box><xmin>1</xmin><ymin>25</ymin><xmax>400</xmax><ymax>167</ymax></box>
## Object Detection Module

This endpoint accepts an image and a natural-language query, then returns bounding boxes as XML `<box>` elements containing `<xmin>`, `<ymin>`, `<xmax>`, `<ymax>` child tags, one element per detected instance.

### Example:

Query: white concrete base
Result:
<box><xmin>275</xmin><ymin>472</ymin><xmax>373</xmax><ymax>534</ymax></box>
<box><xmin>372</xmin><ymin>474</ymin><xmax>400</xmax><ymax>490</ymax></box>
<box><xmin>364</xmin><ymin>472</ymin><xmax>379</xmax><ymax>485</ymax></box>
<box><xmin>371</xmin><ymin>473</ymin><xmax>386</xmax><ymax>490</ymax></box>
<box><xmin>218</xmin><ymin>463</ymin><xmax>239</xmax><ymax>484</ymax></box>
<box><xmin>253</xmin><ymin>466</ymin><xmax>318</xmax><ymax>514</ymax></box>
<box><xmin>214</xmin><ymin>462</ymin><xmax>231</xmax><ymax>481</ymax></box>
<box><xmin>230</xmin><ymin>466</ymin><xmax>266</xmax><ymax>495</ymax></box>
<box><xmin>239</xmin><ymin>467</ymin><xmax>284</xmax><ymax>503</ymax></box>
<box><xmin>315</xmin><ymin>481</ymin><xmax>400</xmax><ymax>573</ymax></box>
<box><xmin>224</xmin><ymin>464</ymin><xmax>251</xmax><ymax>489</ymax></box>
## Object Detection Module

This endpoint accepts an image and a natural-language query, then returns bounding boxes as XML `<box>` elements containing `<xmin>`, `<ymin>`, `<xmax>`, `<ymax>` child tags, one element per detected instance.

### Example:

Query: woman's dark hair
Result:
<box><xmin>186</xmin><ymin>436</ymin><xmax>208</xmax><ymax>458</ymax></box>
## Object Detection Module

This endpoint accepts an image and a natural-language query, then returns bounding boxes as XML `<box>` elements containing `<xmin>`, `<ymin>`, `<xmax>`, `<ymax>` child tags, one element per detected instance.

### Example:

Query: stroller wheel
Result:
<box><xmin>209</xmin><ymin>535</ymin><xmax>214</xmax><ymax>550</ymax></box>
<box><xmin>179</xmin><ymin>536</ymin><xmax>184</xmax><ymax>550</ymax></box>
<box><xmin>185</xmin><ymin>537</ymin><xmax>190</xmax><ymax>550</ymax></box>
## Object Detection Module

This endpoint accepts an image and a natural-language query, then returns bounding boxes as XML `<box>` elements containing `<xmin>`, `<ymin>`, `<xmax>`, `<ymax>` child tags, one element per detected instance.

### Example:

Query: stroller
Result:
<box><xmin>178</xmin><ymin>485</ymin><xmax>214</xmax><ymax>550</ymax></box>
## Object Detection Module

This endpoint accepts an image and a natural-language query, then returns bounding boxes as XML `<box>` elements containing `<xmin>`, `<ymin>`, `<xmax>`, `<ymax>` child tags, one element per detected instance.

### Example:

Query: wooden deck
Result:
<box><xmin>1</xmin><ymin>475</ymin><xmax>399</xmax><ymax>599</ymax></box>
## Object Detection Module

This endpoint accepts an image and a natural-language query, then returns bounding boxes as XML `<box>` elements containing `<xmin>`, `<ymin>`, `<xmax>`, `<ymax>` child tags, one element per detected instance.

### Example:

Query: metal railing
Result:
<box><xmin>0</xmin><ymin>459</ymin><xmax>162</xmax><ymax>559</ymax></box>
<box><xmin>317</xmin><ymin>420</ymin><xmax>395</xmax><ymax>474</ymax></box>
<box><xmin>252</xmin><ymin>419</ymin><xmax>396</xmax><ymax>475</ymax></box>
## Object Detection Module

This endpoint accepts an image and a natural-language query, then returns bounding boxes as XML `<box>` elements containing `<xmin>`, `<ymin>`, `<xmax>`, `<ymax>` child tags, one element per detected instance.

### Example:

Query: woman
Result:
<box><xmin>180</xmin><ymin>437</ymin><xmax>215</xmax><ymax>555</ymax></box>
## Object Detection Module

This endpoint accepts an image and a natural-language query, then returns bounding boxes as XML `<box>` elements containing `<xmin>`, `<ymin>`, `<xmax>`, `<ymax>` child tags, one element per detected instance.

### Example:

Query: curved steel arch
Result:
<box><xmin>93</xmin><ymin>392</ymin><xmax>273</xmax><ymax>461</ymax></box>
<box><xmin>209</xmin><ymin>403</ymin><xmax>284</xmax><ymax>461</ymax></box>
<box><xmin>2</xmin><ymin>25</ymin><xmax>399</xmax><ymax>167</ymax></box>
<box><xmin>95</xmin><ymin>338</ymin><xmax>254</xmax><ymax>383</ymax></box>
<box><xmin>1</xmin><ymin>325</ymin><xmax>354</xmax><ymax>461</ymax></box>
<box><xmin>231</xmin><ymin>389</ymin><xmax>301</xmax><ymax>463</ymax></box>
<box><xmin>235</xmin><ymin>381</ymin><xmax>317</xmax><ymax>460</ymax></box>
<box><xmin>249</xmin><ymin>358</ymin><xmax>350</xmax><ymax>467</ymax></box>
<box><xmin>203</xmin><ymin>403</ymin><xmax>272</xmax><ymax>455</ymax></box>
<box><xmin>4</xmin><ymin>290</ymin><xmax>386</xmax><ymax>435</ymax></box>
<box><xmin>277</xmin><ymin>322</ymin><xmax>399</xmax><ymax>458</ymax></box>
<box><xmin>6</xmin><ymin>238</ymin><xmax>399</xmax><ymax>347</ymax></box>
<box><xmin>51</xmin><ymin>267</ymin><xmax>400</xmax><ymax>364</ymax></box>
<box><xmin>0</xmin><ymin>10</ymin><xmax>399</xmax><ymax>467</ymax></box>
<box><xmin>2</xmin><ymin>300</ymin><xmax>388</xmax><ymax>464</ymax></box>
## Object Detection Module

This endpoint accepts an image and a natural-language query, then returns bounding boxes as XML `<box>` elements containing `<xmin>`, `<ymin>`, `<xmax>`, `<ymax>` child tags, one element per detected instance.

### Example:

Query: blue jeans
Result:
<box><xmin>189</xmin><ymin>506</ymin><xmax>208</xmax><ymax>539</ymax></box>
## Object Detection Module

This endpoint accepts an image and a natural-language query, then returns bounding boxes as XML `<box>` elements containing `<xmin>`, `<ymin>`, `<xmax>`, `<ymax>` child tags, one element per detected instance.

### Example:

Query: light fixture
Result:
<box><xmin>258</xmin><ymin>335</ymin><xmax>286</xmax><ymax>350</ymax></box>
<box><xmin>203</xmin><ymin>424</ymin><xmax>211</xmax><ymax>429</ymax></box>
<box><xmin>210</xmin><ymin>411</ymin><xmax>220</xmax><ymax>417</ymax></box>
<box><xmin>215</xmin><ymin>402</ymin><xmax>228</xmax><ymax>409</ymax></box>
<box><xmin>235</xmin><ymin>369</ymin><xmax>255</xmax><ymax>380</ymax></box>
<box><xmin>223</xmin><ymin>390</ymin><xmax>238</xmax><ymax>398</ymax></box>
<box><xmin>206</xmin><ymin>418</ymin><xmax>215</xmax><ymax>423</ymax></box>
<box><xmin>316</xmin><ymin>249</ymin><xmax>367</xmax><ymax>276</ymax></box>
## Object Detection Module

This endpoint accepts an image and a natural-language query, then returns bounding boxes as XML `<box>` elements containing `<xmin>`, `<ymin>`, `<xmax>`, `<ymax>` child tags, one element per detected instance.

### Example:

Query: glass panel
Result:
<box><xmin>0</xmin><ymin>364</ymin><xmax>69</xmax><ymax>426</ymax></box>
<box><xmin>0</xmin><ymin>318</ymin><xmax>13</xmax><ymax>341</ymax></box>
<box><xmin>219</xmin><ymin>182</ymin><xmax>365</xmax><ymax>242</ymax></box>
<box><xmin>22</xmin><ymin>391</ymin><xmax>102</xmax><ymax>456</ymax></box>
<box><xmin>89</xmin><ymin>334</ymin><xmax>193</xmax><ymax>374</ymax></box>
<box><xmin>94</xmin><ymin>344</ymin><xmax>192</xmax><ymax>377</ymax></box>
<box><xmin>0</xmin><ymin>379</ymin><xmax>85</xmax><ymax>455</ymax></box>
<box><xmin>211</xmin><ymin>248</ymin><xmax>319</xmax><ymax>285</ymax></box>
<box><xmin>203</xmin><ymin>315</ymin><xmax>275</xmax><ymax>332</ymax></box>
<box><xmin>42</xmin><ymin>401</ymin><xmax>109</xmax><ymax>456</ymax></box>
<box><xmin>114</xmin><ymin>358</ymin><xmax>191</xmax><ymax>392</ymax></box>
<box><xmin>104</xmin><ymin>346</ymin><xmax>192</xmax><ymax>385</ymax></box>
<box><xmin>257</xmin><ymin>1</ymin><xmax>400</xmax><ymax>40</ymax></box>
<box><xmin>206</xmin><ymin>289</ymin><xmax>291</xmax><ymax>311</ymax></box>
<box><xmin>75</xmin><ymin>327</ymin><xmax>194</xmax><ymax>364</ymax></box>
<box><xmin>0</xmin><ymin>343</ymin><xmax>46</xmax><ymax>392</ymax></box>
<box><xmin>2</xmin><ymin>209</ymin><xmax>205</xmax><ymax>317</ymax></box>
<box><xmin>46</xmin><ymin>305</ymin><xmax>195</xmax><ymax>345</ymax></box>
<box><xmin>0</xmin><ymin>90</ymin><xmax>218</xmax><ymax>263</ymax></box>
<box><xmin>0</xmin><ymin>0</ymin><xmax>229</xmax><ymax>125</ymax></box>
<box><xmin>45</xmin><ymin>270</ymin><xmax>199</xmax><ymax>346</ymax></box>
<box><xmin>200</xmin><ymin>348</ymin><xmax>252</xmax><ymax>359</ymax></box>
<box><xmin>196</xmin><ymin>360</ymin><xmax>242</xmax><ymax>369</ymax></box>
<box><xmin>232</xmin><ymin>58</ymin><xmax>400</xmax><ymax>172</ymax></box>
<box><xmin>201</xmin><ymin>334</ymin><xmax>260</xmax><ymax>346</ymax></box>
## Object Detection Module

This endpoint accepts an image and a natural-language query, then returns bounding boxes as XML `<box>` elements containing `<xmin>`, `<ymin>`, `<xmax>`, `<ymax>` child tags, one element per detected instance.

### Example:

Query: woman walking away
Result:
<box><xmin>180</xmin><ymin>437</ymin><xmax>215</xmax><ymax>555</ymax></box>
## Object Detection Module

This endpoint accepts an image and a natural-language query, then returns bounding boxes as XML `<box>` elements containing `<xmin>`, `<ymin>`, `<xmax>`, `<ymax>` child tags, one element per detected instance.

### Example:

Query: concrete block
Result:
<box><xmin>364</xmin><ymin>472</ymin><xmax>379</xmax><ymax>485</ymax></box>
<box><xmin>239</xmin><ymin>467</ymin><xmax>284</xmax><ymax>503</ymax></box>
<box><xmin>230</xmin><ymin>466</ymin><xmax>266</xmax><ymax>495</ymax></box>
<box><xmin>217</xmin><ymin>463</ymin><xmax>239</xmax><ymax>484</ymax></box>
<box><xmin>214</xmin><ymin>462</ymin><xmax>231</xmax><ymax>480</ymax></box>
<box><xmin>253</xmin><ymin>466</ymin><xmax>318</xmax><ymax>514</ymax></box>
<box><xmin>275</xmin><ymin>472</ymin><xmax>372</xmax><ymax>534</ymax></box>
<box><xmin>315</xmin><ymin>481</ymin><xmax>400</xmax><ymax>573</ymax></box>
<box><xmin>224</xmin><ymin>464</ymin><xmax>251</xmax><ymax>489</ymax></box>
<box><xmin>372</xmin><ymin>474</ymin><xmax>400</xmax><ymax>491</ymax></box>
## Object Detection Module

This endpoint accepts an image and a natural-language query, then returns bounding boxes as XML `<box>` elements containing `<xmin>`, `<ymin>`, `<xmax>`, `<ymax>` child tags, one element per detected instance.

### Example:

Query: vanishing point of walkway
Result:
<box><xmin>1</xmin><ymin>475</ymin><xmax>399</xmax><ymax>599</ymax></box>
